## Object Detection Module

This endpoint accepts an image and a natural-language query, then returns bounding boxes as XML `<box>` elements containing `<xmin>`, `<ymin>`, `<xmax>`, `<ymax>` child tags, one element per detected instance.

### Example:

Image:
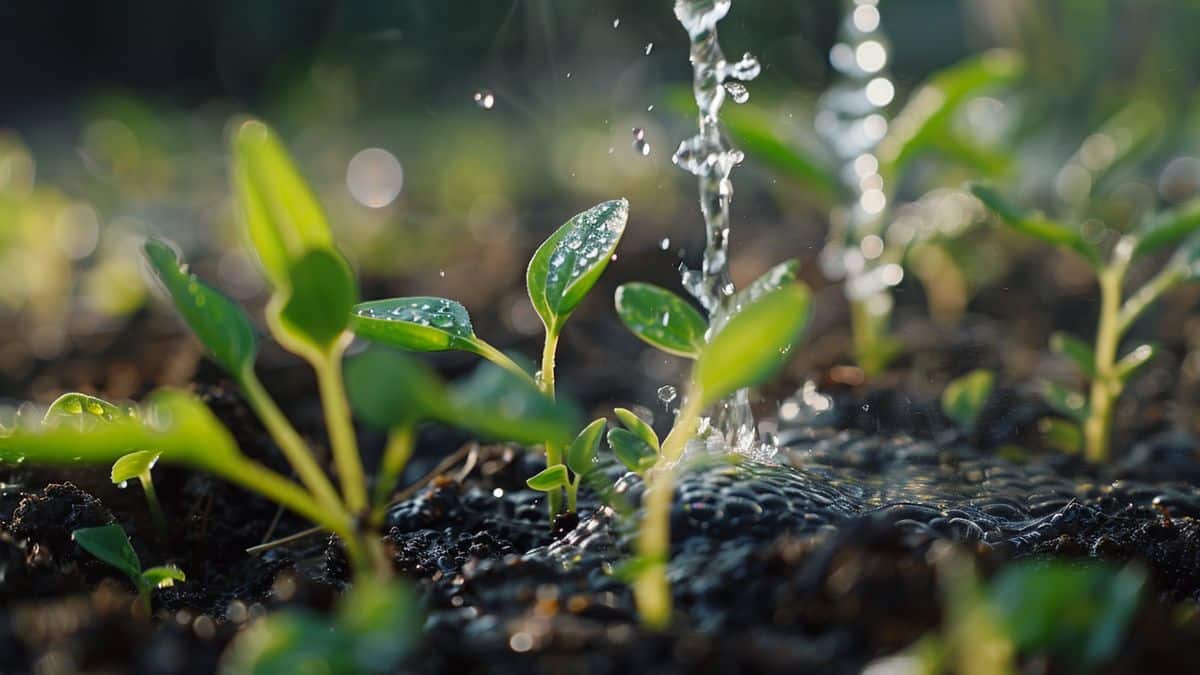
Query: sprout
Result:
<box><xmin>72</xmin><ymin>524</ymin><xmax>184</xmax><ymax>610</ymax></box>
<box><xmin>941</xmin><ymin>369</ymin><xmax>995</xmax><ymax>438</ymax></box>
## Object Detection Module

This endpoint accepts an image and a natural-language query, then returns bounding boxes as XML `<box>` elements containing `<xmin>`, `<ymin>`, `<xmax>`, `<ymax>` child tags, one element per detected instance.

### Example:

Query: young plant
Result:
<box><xmin>612</xmin><ymin>277</ymin><xmax>812</xmax><ymax>629</ymax></box>
<box><xmin>941</xmin><ymin>369</ymin><xmax>995</xmax><ymax>439</ymax></box>
<box><xmin>971</xmin><ymin>183</ymin><xmax>1200</xmax><ymax>462</ymax></box>
<box><xmin>526</xmin><ymin>418</ymin><xmax>605</xmax><ymax>512</ymax></box>
<box><xmin>71</xmin><ymin>524</ymin><xmax>184</xmax><ymax>610</ymax></box>
<box><xmin>350</xmin><ymin>198</ymin><xmax>628</xmax><ymax>518</ymax></box>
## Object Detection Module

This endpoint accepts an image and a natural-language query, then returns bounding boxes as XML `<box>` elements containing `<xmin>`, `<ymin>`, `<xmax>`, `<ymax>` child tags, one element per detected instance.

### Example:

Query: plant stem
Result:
<box><xmin>139</xmin><ymin>472</ymin><xmax>167</xmax><ymax>538</ymax></box>
<box><xmin>471</xmin><ymin>340</ymin><xmax>538</xmax><ymax>387</ymax></box>
<box><xmin>1085</xmin><ymin>267</ymin><xmax>1124</xmax><ymax>463</ymax></box>
<box><xmin>371</xmin><ymin>425</ymin><xmax>415</xmax><ymax>526</ymax></box>
<box><xmin>566</xmin><ymin>477</ymin><xmax>579</xmax><ymax>512</ymax></box>
<box><xmin>239</xmin><ymin>369</ymin><xmax>344</xmax><ymax>515</ymax></box>
<box><xmin>635</xmin><ymin>389</ymin><xmax>703</xmax><ymax>630</ymax></box>
<box><xmin>849</xmin><ymin>294</ymin><xmax>896</xmax><ymax>377</ymax></box>
<box><xmin>539</xmin><ymin>330</ymin><xmax>563</xmax><ymax>517</ymax></box>
<box><xmin>312</xmin><ymin>347</ymin><xmax>367</xmax><ymax>514</ymax></box>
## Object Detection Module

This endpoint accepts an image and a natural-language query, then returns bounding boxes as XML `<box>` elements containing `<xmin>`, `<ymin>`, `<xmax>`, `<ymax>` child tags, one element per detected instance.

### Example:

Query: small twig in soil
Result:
<box><xmin>245</xmin><ymin>443</ymin><xmax>479</xmax><ymax>556</ymax></box>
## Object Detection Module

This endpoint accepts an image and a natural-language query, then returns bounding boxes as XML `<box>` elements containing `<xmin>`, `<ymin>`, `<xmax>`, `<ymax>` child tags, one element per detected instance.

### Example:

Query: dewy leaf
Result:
<box><xmin>614</xmin><ymin>408</ymin><xmax>659</xmax><ymax>451</ymax></box>
<box><xmin>566</xmin><ymin>418</ymin><xmax>606</xmax><ymax>476</ymax></box>
<box><xmin>526</xmin><ymin>464</ymin><xmax>570</xmax><ymax>491</ymax></box>
<box><xmin>450</xmin><ymin>363</ymin><xmax>579</xmax><ymax>447</ymax></box>
<box><xmin>1132</xmin><ymin>198</ymin><xmax>1200</xmax><ymax>259</ymax></box>
<box><xmin>111</xmin><ymin>450</ymin><xmax>161</xmax><ymax>485</ymax></box>
<box><xmin>352</xmin><ymin>297</ymin><xmax>477</xmax><ymax>352</ymax></box>
<box><xmin>734</xmin><ymin>260</ymin><xmax>800</xmax><ymax>310</ymax></box>
<box><xmin>43</xmin><ymin>393</ymin><xmax>126</xmax><ymax>429</ymax></box>
<box><xmin>527</xmin><ymin>199</ymin><xmax>628</xmax><ymax>334</ymax></box>
<box><xmin>608</xmin><ymin>428</ymin><xmax>657</xmax><ymax>474</ymax></box>
<box><xmin>232</xmin><ymin>119</ymin><xmax>333</xmax><ymax>289</ymax></box>
<box><xmin>1115</xmin><ymin>344</ymin><xmax>1158</xmax><ymax>383</ymax></box>
<box><xmin>940</xmin><ymin>369</ymin><xmax>994</xmax><ymax>434</ymax></box>
<box><xmin>143</xmin><ymin>239</ymin><xmax>258</xmax><ymax>378</ymax></box>
<box><xmin>695</xmin><ymin>284</ymin><xmax>812</xmax><ymax>408</ymax></box>
<box><xmin>276</xmin><ymin>248</ymin><xmax>358</xmax><ymax>351</ymax></box>
<box><xmin>1050</xmin><ymin>332</ymin><xmax>1096</xmax><ymax>378</ymax></box>
<box><xmin>141</xmin><ymin>565</ymin><xmax>186</xmax><ymax>589</ymax></box>
<box><xmin>345</xmin><ymin>348</ymin><xmax>450</xmax><ymax>430</ymax></box>
<box><xmin>614</xmin><ymin>283</ymin><xmax>707</xmax><ymax>359</ymax></box>
<box><xmin>969</xmin><ymin>183</ymin><xmax>1099</xmax><ymax>266</ymax></box>
<box><xmin>72</xmin><ymin>524</ymin><xmax>142</xmax><ymax>584</ymax></box>
<box><xmin>1040</xmin><ymin>380</ymin><xmax>1089</xmax><ymax>424</ymax></box>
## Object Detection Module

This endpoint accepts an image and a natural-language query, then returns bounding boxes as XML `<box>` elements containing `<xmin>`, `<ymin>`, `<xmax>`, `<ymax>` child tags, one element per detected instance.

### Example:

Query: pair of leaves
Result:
<box><xmin>614</xmin><ymin>260</ymin><xmax>800</xmax><ymax>360</ymax></box>
<box><xmin>525</xmin><ymin>418</ymin><xmax>608</xmax><ymax>491</ymax></box>
<box><xmin>72</xmin><ymin>524</ymin><xmax>184</xmax><ymax>600</ymax></box>
<box><xmin>346</xmin><ymin>348</ymin><xmax>579</xmax><ymax>448</ymax></box>
<box><xmin>608</xmin><ymin>408</ymin><xmax>661</xmax><ymax>474</ymax></box>
<box><xmin>232</xmin><ymin>119</ymin><xmax>357</xmax><ymax>355</ymax></box>
<box><xmin>941</xmin><ymin>369</ymin><xmax>994</xmax><ymax>434</ymax></box>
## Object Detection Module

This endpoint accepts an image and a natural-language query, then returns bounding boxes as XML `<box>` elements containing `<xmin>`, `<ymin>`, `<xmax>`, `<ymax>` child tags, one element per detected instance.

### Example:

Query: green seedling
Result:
<box><xmin>972</xmin><ymin>183</ymin><xmax>1200</xmax><ymax>462</ymax></box>
<box><xmin>223</xmin><ymin>577</ymin><xmax>422</xmax><ymax>674</ymax></box>
<box><xmin>941</xmin><ymin>369</ymin><xmax>995</xmax><ymax>438</ymax></box>
<box><xmin>71</xmin><ymin>524</ymin><xmax>184</xmax><ymax>610</ymax></box>
<box><xmin>526</xmin><ymin>417</ymin><xmax>605</xmax><ymax>512</ymax></box>
<box><xmin>612</xmin><ymin>278</ymin><xmax>812</xmax><ymax>629</ymax></box>
<box><xmin>41</xmin><ymin>393</ymin><xmax>168</xmax><ymax>536</ymax></box>
<box><xmin>351</xmin><ymin>198</ymin><xmax>628</xmax><ymax>518</ymax></box>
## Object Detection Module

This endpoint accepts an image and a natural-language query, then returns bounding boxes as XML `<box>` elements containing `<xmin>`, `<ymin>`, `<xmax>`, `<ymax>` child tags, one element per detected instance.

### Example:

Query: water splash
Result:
<box><xmin>671</xmin><ymin>0</ymin><xmax>767</xmax><ymax>459</ymax></box>
<box><xmin>473</xmin><ymin>90</ymin><xmax>495</xmax><ymax>110</ymax></box>
<box><xmin>815</xmin><ymin>0</ymin><xmax>900</xmax><ymax>303</ymax></box>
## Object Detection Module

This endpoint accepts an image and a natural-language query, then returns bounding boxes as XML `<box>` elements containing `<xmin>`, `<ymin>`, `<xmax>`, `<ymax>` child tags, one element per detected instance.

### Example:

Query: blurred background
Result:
<box><xmin>5</xmin><ymin>0</ymin><xmax>1200</xmax><ymax>429</ymax></box>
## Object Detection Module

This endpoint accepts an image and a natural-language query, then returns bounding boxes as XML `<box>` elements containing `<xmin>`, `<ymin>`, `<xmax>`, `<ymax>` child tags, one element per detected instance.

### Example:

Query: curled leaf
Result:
<box><xmin>111</xmin><ymin>450</ymin><xmax>161</xmax><ymax>485</ymax></box>
<box><xmin>614</xmin><ymin>408</ymin><xmax>659</xmax><ymax>451</ymax></box>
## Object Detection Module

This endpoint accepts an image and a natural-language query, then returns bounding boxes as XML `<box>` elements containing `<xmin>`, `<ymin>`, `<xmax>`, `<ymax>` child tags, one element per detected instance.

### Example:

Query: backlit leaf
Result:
<box><xmin>111</xmin><ymin>450</ymin><xmax>161</xmax><ymax>485</ymax></box>
<box><xmin>526</xmin><ymin>464</ymin><xmax>569</xmax><ymax>491</ymax></box>
<box><xmin>43</xmin><ymin>393</ymin><xmax>126</xmax><ymax>429</ymax></box>
<box><xmin>566</xmin><ymin>418</ymin><xmax>606</xmax><ymax>477</ymax></box>
<box><xmin>352</xmin><ymin>297</ymin><xmax>476</xmax><ymax>352</ymax></box>
<box><xmin>142</xmin><ymin>565</ymin><xmax>186</xmax><ymax>589</ymax></box>
<box><xmin>614</xmin><ymin>283</ymin><xmax>707</xmax><ymax>359</ymax></box>
<box><xmin>608</xmin><ymin>428</ymin><xmax>657</xmax><ymax>474</ymax></box>
<box><xmin>734</xmin><ymin>260</ymin><xmax>800</xmax><ymax>309</ymax></box>
<box><xmin>72</xmin><ymin>524</ymin><xmax>141</xmax><ymax>583</ymax></box>
<box><xmin>276</xmin><ymin>248</ymin><xmax>358</xmax><ymax>351</ymax></box>
<box><xmin>614</xmin><ymin>408</ymin><xmax>659</xmax><ymax>451</ymax></box>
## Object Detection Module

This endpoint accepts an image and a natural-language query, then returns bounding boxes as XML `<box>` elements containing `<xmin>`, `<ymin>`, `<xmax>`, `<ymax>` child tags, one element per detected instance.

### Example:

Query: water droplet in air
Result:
<box><xmin>117</xmin><ymin>480</ymin><xmax>129</xmax><ymax>489</ymax></box>
<box><xmin>659</xmin><ymin>237</ymin><xmax>671</xmax><ymax>250</ymax></box>
<box><xmin>645</xmin><ymin>42</ymin><xmax>654</xmax><ymax>55</ymax></box>
<box><xmin>647</xmin><ymin>105</ymin><xmax>655</xmax><ymax>112</ymax></box>
<box><xmin>657</xmin><ymin>385</ymin><xmax>678</xmax><ymax>405</ymax></box>
<box><xmin>723</xmin><ymin>82</ymin><xmax>750</xmax><ymax>104</ymax></box>
<box><xmin>632</xmin><ymin>128</ymin><xmax>651</xmax><ymax>156</ymax></box>
<box><xmin>613</xmin><ymin>18</ymin><xmax>620</xmax><ymax>28</ymax></box>
<box><xmin>473</xmin><ymin>90</ymin><xmax>495</xmax><ymax>109</ymax></box>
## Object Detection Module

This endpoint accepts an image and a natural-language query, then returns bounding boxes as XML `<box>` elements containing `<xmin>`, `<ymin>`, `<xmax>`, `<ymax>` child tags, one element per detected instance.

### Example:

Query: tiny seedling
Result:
<box><xmin>612</xmin><ymin>276</ymin><xmax>812</xmax><ymax>629</ymax></box>
<box><xmin>71</xmin><ymin>524</ymin><xmax>184</xmax><ymax>610</ymax></box>
<box><xmin>941</xmin><ymin>369</ymin><xmax>995</xmax><ymax>438</ymax></box>
<box><xmin>351</xmin><ymin>198</ymin><xmax>628</xmax><ymax>518</ymax></box>
<box><xmin>526</xmin><ymin>417</ymin><xmax>605</xmax><ymax>512</ymax></box>
<box><xmin>972</xmin><ymin>183</ymin><xmax>1200</xmax><ymax>461</ymax></box>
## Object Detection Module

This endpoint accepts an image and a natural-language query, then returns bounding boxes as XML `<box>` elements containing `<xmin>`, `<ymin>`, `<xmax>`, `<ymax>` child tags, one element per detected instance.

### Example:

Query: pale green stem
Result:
<box><xmin>635</xmin><ymin>389</ymin><xmax>704</xmax><ymax>630</ymax></box>
<box><xmin>540</xmin><ymin>330</ymin><xmax>564</xmax><ymax>517</ymax></box>
<box><xmin>1084</xmin><ymin>266</ymin><xmax>1124</xmax><ymax>463</ymax></box>
<box><xmin>1118</xmin><ymin>265</ymin><xmax>1185</xmax><ymax>335</ymax></box>
<box><xmin>566</xmin><ymin>476</ymin><xmax>580</xmax><ymax>512</ymax></box>
<box><xmin>239</xmin><ymin>369</ymin><xmax>345</xmax><ymax>516</ymax></box>
<box><xmin>139</xmin><ymin>471</ymin><xmax>167</xmax><ymax>538</ymax></box>
<box><xmin>371</xmin><ymin>425</ymin><xmax>415</xmax><ymax>526</ymax></box>
<box><xmin>311</xmin><ymin>347</ymin><xmax>368</xmax><ymax>514</ymax></box>
<box><xmin>849</xmin><ymin>294</ymin><xmax>895</xmax><ymax>377</ymax></box>
<box><xmin>470</xmin><ymin>340</ymin><xmax>538</xmax><ymax>387</ymax></box>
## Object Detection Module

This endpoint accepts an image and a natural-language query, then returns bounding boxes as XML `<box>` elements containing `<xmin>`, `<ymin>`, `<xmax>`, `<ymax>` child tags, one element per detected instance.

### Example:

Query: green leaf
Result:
<box><xmin>1050</xmin><ymin>332</ymin><xmax>1096</xmax><ymax>378</ymax></box>
<box><xmin>969</xmin><ymin>183</ymin><xmax>1099</xmax><ymax>266</ymax></box>
<box><xmin>722</xmin><ymin>106</ymin><xmax>838</xmax><ymax>206</ymax></box>
<box><xmin>450</xmin><ymin>363</ymin><xmax>579</xmax><ymax>447</ymax></box>
<box><xmin>695</xmin><ymin>284</ymin><xmax>812</xmax><ymax>407</ymax></box>
<box><xmin>614</xmin><ymin>283</ymin><xmax>707</xmax><ymax>359</ymax></box>
<box><xmin>614</xmin><ymin>408</ymin><xmax>659</xmax><ymax>451</ymax></box>
<box><xmin>345</xmin><ymin>348</ymin><xmax>450</xmax><ymax>430</ymax></box>
<box><xmin>143</xmin><ymin>239</ymin><xmax>258</xmax><ymax>378</ymax></box>
<box><xmin>1039</xmin><ymin>417</ymin><xmax>1083</xmax><ymax>454</ymax></box>
<box><xmin>1132</xmin><ymin>198</ymin><xmax>1200</xmax><ymax>258</ymax></box>
<box><xmin>111</xmin><ymin>450</ymin><xmax>161</xmax><ymax>485</ymax></box>
<box><xmin>42</xmin><ymin>393</ymin><xmax>126</xmax><ymax>429</ymax></box>
<box><xmin>1115</xmin><ymin>344</ymin><xmax>1158</xmax><ymax>383</ymax></box>
<box><xmin>566</xmin><ymin>418</ymin><xmax>606</xmax><ymax>476</ymax></box>
<box><xmin>527</xmin><ymin>199</ymin><xmax>628</xmax><ymax>335</ymax></box>
<box><xmin>734</xmin><ymin>260</ymin><xmax>800</xmax><ymax>309</ymax></box>
<box><xmin>72</xmin><ymin>524</ymin><xmax>142</xmax><ymax>583</ymax></box>
<box><xmin>1040</xmin><ymin>380</ymin><xmax>1089</xmax><ymax>424</ymax></box>
<box><xmin>608</xmin><ymin>428</ymin><xmax>658</xmax><ymax>474</ymax></box>
<box><xmin>940</xmin><ymin>369</ymin><xmax>994</xmax><ymax>434</ymax></box>
<box><xmin>526</xmin><ymin>464</ymin><xmax>570</xmax><ymax>491</ymax></box>
<box><xmin>141</xmin><ymin>565</ymin><xmax>186</xmax><ymax>589</ymax></box>
<box><xmin>275</xmin><ymin>248</ymin><xmax>358</xmax><ymax>351</ymax></box>
<box><xmin>231</xmin><ymin>119</ymin><xmax>333</xmax><ymax>289</ymax></box>
<box><xmin>352</xmin><ymin>297</ymin><xmax>477</xmax><ymax>352</ymax></box>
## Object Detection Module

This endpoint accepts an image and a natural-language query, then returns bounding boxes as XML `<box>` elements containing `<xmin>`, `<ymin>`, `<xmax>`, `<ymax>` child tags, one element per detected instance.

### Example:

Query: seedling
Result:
<box><xmin>612</xmin><ymin>277</ymin><xmax>812</xmax><ymax>628</ymax></box>
<box><xmin>941</xmin><ymin>369</ymin><xmax>995</xmax><ymax>438</ymax></box>
<box><xmin>351</xmin><ymin>198</ymin><xmax>628</xmax><ymax>518</ymax></box>
<box><xmin>971</xmin><ymin>183</ymin><xmax>1200</xmax><ymax>461</ymax></box>
<box><xmin>526</xmin><ymin>418</ymin><xmax>605</xmax><ymax>512</ymax></box>
<box><xmin>71</xmin><ymin>524</ymin><xmax>184</xmax><ymax>610</ymax></box>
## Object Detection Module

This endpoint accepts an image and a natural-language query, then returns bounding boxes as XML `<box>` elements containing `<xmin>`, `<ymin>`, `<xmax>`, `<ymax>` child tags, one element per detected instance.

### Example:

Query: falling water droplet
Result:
<box><xmin>473</xmin><ymin>90</ymin><xmax>495</xmax><ymax>109</ymax></box>
<box><xmin>645</xmin><ymin>42</ymin><xmax>654</xmax><ymax>55</ymax></box>
<box><xmin>657</xmin><ymin>385</ymin><xmax>678</xmax><ymax>406</ymax></box>
<box><xmin>660</xmin><ymin>237</ymin><xmax>671</xmax><ymax>250</ymax></box>
<box><xmin>613</xmin><ymin>18</ymin><xmax>621</xmax><ymax>28</ymax></box>
<box><xmin>723</xmin><ymin>82</ymin><xmax>750</xmax><ymax>104</ymax></box>
<box><xmin>632</xmin><ymin>128</ymin><xmax>651</xmax><ymax>156</ymax></box>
